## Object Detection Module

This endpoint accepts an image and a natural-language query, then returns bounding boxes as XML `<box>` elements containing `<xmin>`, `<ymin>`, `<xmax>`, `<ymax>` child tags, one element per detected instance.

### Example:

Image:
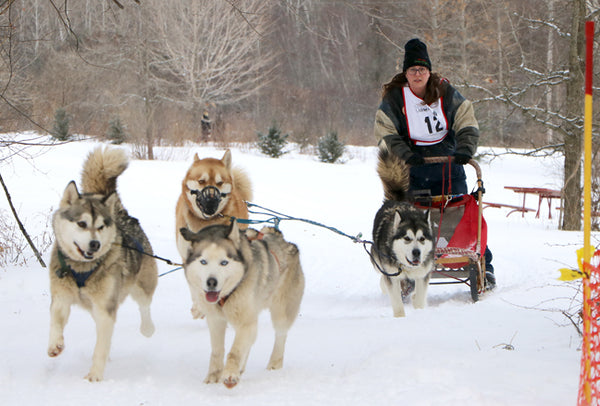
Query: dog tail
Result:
<box><xmin>80</xmin><ymin>146</ymin><xmax>129</xmax><ymax>196</ymax></box>
<box><xmin>233</xmin><ymin>167</ymin><xmax>253</xmax><ymax>202</ymax></box>
<box><xmin>377</xmin><ymin>147</ymin><xmax>410</xmax><ymax>202</ymax></box>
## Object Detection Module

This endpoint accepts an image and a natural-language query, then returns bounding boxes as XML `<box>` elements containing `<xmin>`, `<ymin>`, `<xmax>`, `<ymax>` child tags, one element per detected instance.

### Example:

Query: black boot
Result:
<box><xmin>485</xmin><ymin>247</ymin><xmax>496</xmax><ymax>290</ymax></box>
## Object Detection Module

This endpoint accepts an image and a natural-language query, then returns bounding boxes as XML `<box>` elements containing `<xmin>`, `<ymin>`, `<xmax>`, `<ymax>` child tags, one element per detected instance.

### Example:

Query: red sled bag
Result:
<box><xmin>446</xmin><ymin>194</ymin><xmax>487</xmax><ymax>256</ymax></box>
<box><xmin>420</xmin><ymin>194</ymin><xmax>487</xmax><ymax>269</ymax></box>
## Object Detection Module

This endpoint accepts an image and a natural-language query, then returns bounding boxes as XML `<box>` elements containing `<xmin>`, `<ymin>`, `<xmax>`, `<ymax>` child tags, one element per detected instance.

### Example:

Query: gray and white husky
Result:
<box><xmin>371</xmin><ymin>148</ymin><xmax>435</xmax><ymax>317</ymax></box>
<box><xmin>48</xmin><ymin>147</ymin><xmax>158</xmax><ymax>381</ymax></box>
<box><xmin>180</xmin><ymin>222</ymin><xmax>305</xmax><ymax>388</ymax></box>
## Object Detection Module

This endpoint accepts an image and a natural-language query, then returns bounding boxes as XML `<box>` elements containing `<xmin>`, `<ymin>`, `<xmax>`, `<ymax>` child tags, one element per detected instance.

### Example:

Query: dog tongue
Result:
<box><xmin>407</xmin><ymin>257</ymin><xmax>420</xmax><ymax>266</ymax></box>
<box><xmin>205</xmin><ymin>291</ymin><xmax>219</xmax><ymax>303</ymax></box>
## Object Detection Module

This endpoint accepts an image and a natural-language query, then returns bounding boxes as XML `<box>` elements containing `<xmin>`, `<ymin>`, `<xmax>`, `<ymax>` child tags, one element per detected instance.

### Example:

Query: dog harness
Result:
<box><xmin>55</xmin><ymin>235</ymin><xmax>146</xmax><ymax>288</ymax></box>
<box><xmin>55</xmin><ymin>250</ymin><xmax>101</xmax><ymax>288</ymax></box>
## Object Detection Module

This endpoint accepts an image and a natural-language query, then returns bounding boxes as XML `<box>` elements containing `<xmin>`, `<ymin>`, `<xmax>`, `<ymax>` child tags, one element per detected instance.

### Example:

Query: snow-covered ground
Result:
<box><xmin>0</xmin><ymin>135</ymin><xmax>587</xmax><ymax>405</ymax></box>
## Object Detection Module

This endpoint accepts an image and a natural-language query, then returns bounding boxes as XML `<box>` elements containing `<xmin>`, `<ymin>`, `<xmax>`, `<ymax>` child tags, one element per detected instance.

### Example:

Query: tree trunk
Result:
<box><xmin>144</xmin><ymin>96</ymin><xmax>154</xmax><ymax>161</ymax></box>
<box><xmin>496</xmin><ymin>3</ymin><xmax>505</xmax><ymax>144</ymax></box>
<box><xmin>141</xmin><ymin>38</ymin><xmax>154</xmax><ymax>161</ymax></box>
<box><xmin>545</xmin><ymin>0</ymin><xmax>555</xmax><ymax>144</ymax></box>
<box><xmin>562</xmin><ymin>0</ymin><xmax>585</xmax><ymax>231</ymax></box>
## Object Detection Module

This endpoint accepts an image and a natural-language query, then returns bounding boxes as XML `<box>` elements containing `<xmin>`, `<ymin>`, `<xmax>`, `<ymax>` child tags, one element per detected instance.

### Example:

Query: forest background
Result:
<box><xmin>0</xmin><ymin>0</ymin><xmax>599</xmax><ymax>230</ymax></box>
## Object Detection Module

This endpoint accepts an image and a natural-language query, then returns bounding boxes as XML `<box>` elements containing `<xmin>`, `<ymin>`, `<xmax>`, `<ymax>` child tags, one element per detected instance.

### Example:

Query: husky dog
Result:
<box><xmin>180</xmin><ymin>222</ymin><xmax>305</xmax><ymax>388</ymax></box>
<box><xmin>48</xmin><ymin>147</ymin><xmax>158</xmax><ymax>381</ymax></box>
<box><xmin>371</xmin><ymin>148</ymin><xmax>435</xmax><ymax>317</ymax></box>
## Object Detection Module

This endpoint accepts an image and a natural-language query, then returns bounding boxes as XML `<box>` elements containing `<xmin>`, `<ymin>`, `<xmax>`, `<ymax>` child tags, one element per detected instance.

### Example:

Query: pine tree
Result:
<box><xmin>51</xmin><ymin>108</ymin><xmax>70</xmax><ymax>141</ymax></box>
<box><xmin>106</xmin><ymin>117</ymin><xmax>128</xmax><ymax>144</ymax></box>
<box><xmin>317</xmin><ymin>131</ymin><xmax>345</xmax><ymax>163</ymax></box>
<box><xmin>257</xmin><ymin>121</ymin><xmax>289</xmax><ymax>158</ymax></box>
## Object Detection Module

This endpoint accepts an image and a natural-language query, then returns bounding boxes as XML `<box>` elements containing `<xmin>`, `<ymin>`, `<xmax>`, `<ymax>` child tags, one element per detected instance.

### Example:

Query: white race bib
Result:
<box><xmin>403</xmin><ymin>86</ymin><xmax>448</xmax><ymax>146</ymax></box>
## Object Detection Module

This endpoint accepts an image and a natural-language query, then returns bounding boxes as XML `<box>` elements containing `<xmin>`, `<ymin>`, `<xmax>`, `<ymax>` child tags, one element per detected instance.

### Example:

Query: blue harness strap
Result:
<box><xmin>71</xmin><ymin>268</ymin><xmax>97</xmax><ymax>288</ymax></box>
<box><xmin>56</xmin><ymin>250</ymin><xmax>100</xmax><ymax>288</ymax></box>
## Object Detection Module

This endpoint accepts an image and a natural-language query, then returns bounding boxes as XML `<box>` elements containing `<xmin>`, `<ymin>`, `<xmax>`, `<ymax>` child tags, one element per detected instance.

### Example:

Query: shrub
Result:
<box><xmin>106</xmin><ymin>116</ymin><xmax>128</xmax><ymax>144</ymax></box>
<box><xmin>51</xmin><ymin>108</ymin><xmax>70</xmax><ymax>141</ymax></box>
<box><xmin>317</xmin><ymin>131</ymin><xmax>345</xmax><ymax>163</ymax></box>
<box><xmin>257</xmin><ymin>121</ymin><xmax>289</xmax><ymax>158</ymax></box>
<box><xmin>0</xmin><ymin>209</ymin><xmax>52</xmax><ymax>266</ymax></box>
<box><xmin>292</xmin><ymin>131</ymin><xmax>313</xmax><ymax>154</ymax></box>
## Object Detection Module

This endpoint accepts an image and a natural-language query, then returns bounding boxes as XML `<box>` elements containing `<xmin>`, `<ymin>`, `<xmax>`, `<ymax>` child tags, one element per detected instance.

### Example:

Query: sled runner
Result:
<box><xmin>413</xmin><ymin>157</ymin><xmax>489</xmax><ymax>302</ymax></box>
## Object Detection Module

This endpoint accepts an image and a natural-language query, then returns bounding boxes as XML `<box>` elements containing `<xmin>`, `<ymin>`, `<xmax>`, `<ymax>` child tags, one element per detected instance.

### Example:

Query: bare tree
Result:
<box><xmin>463</xmin><ymin>0</ymin><xmax>589</xmax><ymax>230</ymax></box>
<box><xmin>154</xmin><ymin>0</ymin><xmax>273</xmax><ymax>105</ymax></box>
<box><xmin>146</xmin><ymin>0</ymin><xmax>275</xmax><ymax>141</ymax></box>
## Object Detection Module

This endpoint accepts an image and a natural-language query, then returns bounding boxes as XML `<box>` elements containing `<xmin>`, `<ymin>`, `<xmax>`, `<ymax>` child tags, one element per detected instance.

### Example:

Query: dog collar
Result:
<box><xmin>218</xmin><ymin>294</ymin><xmax>229</xmax><ymax>307</ymax></box>
<box><xmin>56</xmin><ymin>249</ymin><xmax>101</xmax><ymax>288</ymax></box>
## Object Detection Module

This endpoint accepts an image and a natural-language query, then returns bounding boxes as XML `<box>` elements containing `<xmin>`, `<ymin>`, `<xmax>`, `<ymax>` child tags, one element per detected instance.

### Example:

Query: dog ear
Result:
<box><xmin>227</xmin><ymin>220</ymin><xmax>241</xmax><ymax>246</ymax></box>
<box><xmin>60</xmin><ymin>181</ymin><xmax>80</xmax><ymax>208</ymax></box>
<box><xmin>103</xmin><ymin>192</ymin><xmax>120</xmax><ymax>216</ymax></box>
<box><xmin>393</xmin><ymin>210</ymin><xmax>402</xmax><ymax>230</ymax></box>
<box><xmin>193</xmin><ymin>153</ymin><xmax>200</xmax><ymax>162</ymax></box>
<box><xmin>424</xmin><ymin>209</ymin><xmax>431</xmax><ymax>225</ymax></box>
<box><xmin>180</xmin><ymin>227</ymin><xmax>198</xmax><ymax>242</ymax></box>
<box><xmin>221</xmin><ymin>149</ymin><xmax>232</xmax><ymax>170</ymax></box>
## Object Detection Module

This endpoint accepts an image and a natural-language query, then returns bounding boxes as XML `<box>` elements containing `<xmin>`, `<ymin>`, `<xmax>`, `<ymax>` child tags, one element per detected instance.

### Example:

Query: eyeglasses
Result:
<box><xmin>406</xmin><ymin>67</ymin><xmax>429</xmax><ymax>76</ymax></box>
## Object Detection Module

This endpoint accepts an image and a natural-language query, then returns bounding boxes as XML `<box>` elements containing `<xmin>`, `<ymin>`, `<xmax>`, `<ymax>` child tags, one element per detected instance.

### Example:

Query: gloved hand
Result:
<box><xmin>454</xmin><ymin>153</ymin><xmax>471</xmax><ymax>165</ymax></box>
<box><xmin>406</xmin><ymin>154</ymin><xmax>425</xmax><ymax>166</ymax></box>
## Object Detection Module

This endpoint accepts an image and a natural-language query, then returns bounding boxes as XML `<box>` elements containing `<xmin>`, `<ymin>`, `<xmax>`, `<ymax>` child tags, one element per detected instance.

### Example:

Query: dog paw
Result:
<box><xmin>222</xmin><ymin>374</ymin><xmax>239</xmax><ymax>389</ymax></box>
<box><xmin>267</xmin><ymin>358</ymin><xmax>283</xmax><ymax>370</ymax></box>
<box><xmin>392</xmin><ymin>305</ymin><xmax>407</xmax><ymax>317</ymax></box>
<box><xmin>84</xmin><ymin>371</ymin><xmax>103</xmax><ymax>382</ymax></box>
<box><xmin>47</xmin><ymin>342</ymin><xmax>64</xmax><ymax>357</ymax></box>
<box><xmin>204</xmin><ymin>370</ymin><xmax>221</xmax><ymax>384</ymax></box>
<box><xmin>191</xmin><ymin>306</ymin><xmax>205</xmax><ymax>320</ymax></box>
<box><xmin>140</xmin><ymin>320</ymin><xmax>155</xmax><ymax>337</ymax></box>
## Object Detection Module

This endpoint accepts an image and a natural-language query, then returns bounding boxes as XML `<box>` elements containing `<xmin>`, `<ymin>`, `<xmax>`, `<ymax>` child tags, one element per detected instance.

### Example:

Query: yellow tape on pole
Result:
<box><xmin>580</xmin><ymin>20</ymin><xmax>594</xmax><ymax>406</ymax></box>
<box><xmin>585</xmin><ymin>90</ymin><xmax>592</xmax><ymax>261</ymax></box>
<box><xmin>584</xmin><ymin>19</ymin><xmax>593</xmax><ymax>266</ymax></box>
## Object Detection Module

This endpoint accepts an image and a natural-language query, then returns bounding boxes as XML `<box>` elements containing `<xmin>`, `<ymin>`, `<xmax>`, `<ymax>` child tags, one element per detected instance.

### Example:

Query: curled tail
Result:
<box><xmin>80</xmin><ymin>146</ymin><xmax>129</xmax><ymax>195</ymax></box>
<box><xmin>233</xmin><ymin>167</ymin><xmax>253</xmax><ymax>202</ymax></box>
<box><xmin>377</xmin><ymin>147</ymin><xmax>410</xmax><ymax>202</ymax></box>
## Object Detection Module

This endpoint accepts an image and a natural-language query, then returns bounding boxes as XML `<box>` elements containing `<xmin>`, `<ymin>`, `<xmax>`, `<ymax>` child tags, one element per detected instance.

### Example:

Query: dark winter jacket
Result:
<box><xmin>373</xmin><ymin>82</ymin><xmax>479</xmax><ymax>195</ymax></box>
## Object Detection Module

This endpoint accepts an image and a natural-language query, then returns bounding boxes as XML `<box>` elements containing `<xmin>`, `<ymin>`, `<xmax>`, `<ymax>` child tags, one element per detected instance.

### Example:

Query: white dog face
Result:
<box><xmin>184</xmin><ymin>240</ymin><xmax>245</xmax><ymax>305</ymax></box>
<box><xmin>52</xmin><ymin>182</ymin><xmax>117</xmax><ymax>262</ymax></box>
<box><xmin>391</xmin><ymin>211</ymin><xmax>434</xmax><ymax>268</ymax></box>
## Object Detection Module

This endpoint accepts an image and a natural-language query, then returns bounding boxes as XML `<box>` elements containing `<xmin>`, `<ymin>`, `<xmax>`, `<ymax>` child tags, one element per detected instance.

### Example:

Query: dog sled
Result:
<box><xmin>412</xmin><ymin>157</ymin><xmax>489</xmax><ymax>302</ymax></box>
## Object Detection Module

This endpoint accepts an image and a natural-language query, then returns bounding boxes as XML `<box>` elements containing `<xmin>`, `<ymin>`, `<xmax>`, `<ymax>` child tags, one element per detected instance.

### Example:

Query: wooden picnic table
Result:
<box><xmin>504</xmin><ymin>186</ymin><xmax>562</xmax><ymax>219</ymax></box>
<box><xmin>482</xmin><ymin>201</ymin><xmax>535</xmax><ymax>217</ymax></box>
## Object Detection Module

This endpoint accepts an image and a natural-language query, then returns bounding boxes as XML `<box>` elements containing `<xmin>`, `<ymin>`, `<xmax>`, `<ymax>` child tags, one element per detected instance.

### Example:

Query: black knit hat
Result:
<box><xmin>403</xmin><ymin>38</ymin><xmax>432</xmax><ymax>72</ymax></box>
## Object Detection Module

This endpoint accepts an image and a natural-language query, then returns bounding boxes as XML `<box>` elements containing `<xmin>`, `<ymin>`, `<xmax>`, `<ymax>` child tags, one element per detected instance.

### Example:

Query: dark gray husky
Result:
<box><xmin>371</xmin><ymin>148</ymin><xmax>435</xmax><ymax>317</ymax></box>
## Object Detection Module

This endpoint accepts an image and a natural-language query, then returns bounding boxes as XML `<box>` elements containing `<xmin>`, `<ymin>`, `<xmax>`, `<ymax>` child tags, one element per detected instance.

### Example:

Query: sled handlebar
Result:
<box><xmin>423</xmin><ymin>156</ymin><xmax>482</xmax><ymax>180</ymax></box>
